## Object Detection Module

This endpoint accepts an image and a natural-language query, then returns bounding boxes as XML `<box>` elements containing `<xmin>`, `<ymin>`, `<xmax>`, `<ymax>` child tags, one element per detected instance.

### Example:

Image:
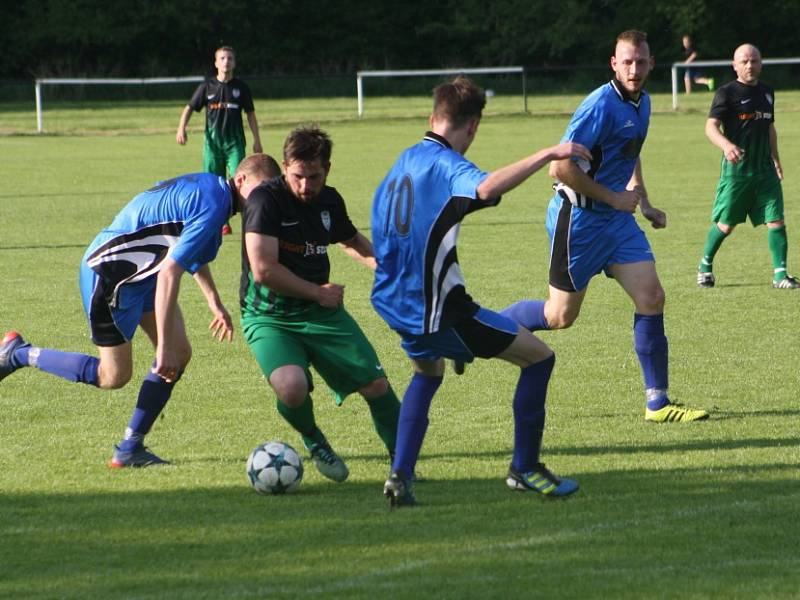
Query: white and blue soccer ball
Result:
<box><xmin>246</xmin><ymin>441</ymin><xmax>303</xmax><ymax>494</ymax></box>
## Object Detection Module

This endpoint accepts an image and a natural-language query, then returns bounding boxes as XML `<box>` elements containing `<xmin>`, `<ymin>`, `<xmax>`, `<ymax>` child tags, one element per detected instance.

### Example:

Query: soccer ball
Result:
<box><xmin>246</xmin><ymin>441</ymin><xmax>303</xmax><ymax>494</ymax></box>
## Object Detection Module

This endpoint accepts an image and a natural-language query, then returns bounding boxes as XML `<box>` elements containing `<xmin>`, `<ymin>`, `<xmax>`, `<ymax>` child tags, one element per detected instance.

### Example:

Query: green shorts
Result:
<box><xmin>203</xmin><ymin>138</ymin><xmax>245</xmax><ymax>178</ymax></box>
<box><xmin>711</xmin><ymin>174</ymin><xmax>783</xmax><ymax>227</ymax></box>
<box><xmin>242</xmin><ymin>305</ymin><xmax>386</xmax><ymax>404</ymax></box>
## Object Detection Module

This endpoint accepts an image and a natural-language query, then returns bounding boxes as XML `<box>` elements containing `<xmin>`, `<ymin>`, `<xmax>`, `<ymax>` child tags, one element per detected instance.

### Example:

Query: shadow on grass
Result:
<box><xmin>405</xmin><ymin>435</ymin><xmax>800</xmax><ymax>462</ymax></box>
<box><xmin>1</xmin><ymin>463</ymin><xmax>798</xmax><ymax>599</ymax></box>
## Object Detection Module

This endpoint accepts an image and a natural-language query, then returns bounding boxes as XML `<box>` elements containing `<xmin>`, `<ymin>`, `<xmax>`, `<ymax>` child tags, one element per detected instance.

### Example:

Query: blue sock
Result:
<box><xmin>118</xmin><ymin>370</ymin><xmax>180</xmax><ymax>451</ymax></box>
<box><xmin>511</xmin><ymin>354</ymin><xmax>555</xmax><ymax>473</ymax></box>
<box><xmin>392</xmin><ymin>373</ymin><xmax>443</xmax><ymax>480</ymax></box>
<box><xmin>633</xmin><ymin>313</ymin><xmax>670</xmax><ymax>410</ymax></box>
<box><xmin>15</xmin><ymin>346</ymin><xmax>99</xmax><ymax>386</ymax></box>
<box><xmin>500</xmin><ymin>300</ymin><xmax>549</xmax><ymax>331</ymax></box>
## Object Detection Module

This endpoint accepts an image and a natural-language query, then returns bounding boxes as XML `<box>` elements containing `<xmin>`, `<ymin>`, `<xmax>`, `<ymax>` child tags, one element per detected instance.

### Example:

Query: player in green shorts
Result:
<box><xmin>697</xmin><ymin>43</ymin><xmax>798</xmax><ymax>289</ymax></box>
<box><xmin>240</xmin><ymin>125</ymin><xmax>401</xmax><ymax>483</ymax></box>
<box><xmin>176</xmin><ymin>46</ymin><xmax>263</xmax><ymax>235</ymax></box>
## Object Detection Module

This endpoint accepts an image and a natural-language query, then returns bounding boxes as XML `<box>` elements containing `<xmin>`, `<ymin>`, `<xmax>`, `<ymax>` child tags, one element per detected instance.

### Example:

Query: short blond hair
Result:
<box><xmin>235</xmin><ymin>153</ymin><xmax>281</xmax><ymax>180</ymax></box>
<box><xmin>215</xmin><ymin>46</ymin><xmax>235</xmax><ymax>59</ymax></box>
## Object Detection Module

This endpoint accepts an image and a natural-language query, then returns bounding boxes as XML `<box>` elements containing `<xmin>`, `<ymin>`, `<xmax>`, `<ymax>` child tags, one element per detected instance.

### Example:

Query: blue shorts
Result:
<box><xmin>79</xmin><ymin>259</ymin><xmax>155</xmax><ymax>346</ymax></box>
<box><xmin>546</xmin><ymin>195</ymin><xmax>654</xmax><ymax>292</ymax></box>
<box><xmin>398</xmin><ymin>307</ymin><xmax>518</xmax><ymax>363</ymax></box>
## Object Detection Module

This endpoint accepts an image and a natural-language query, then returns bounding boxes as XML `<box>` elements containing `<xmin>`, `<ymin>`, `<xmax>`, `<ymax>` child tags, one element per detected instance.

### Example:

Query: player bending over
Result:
<box><xmin>0</xmin><ymin>155</ymin><xmax>280</xmax><ymax>467</ymax></box>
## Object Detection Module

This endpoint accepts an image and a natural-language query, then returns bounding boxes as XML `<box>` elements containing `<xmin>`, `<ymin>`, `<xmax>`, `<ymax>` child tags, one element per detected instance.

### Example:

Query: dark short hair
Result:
<box><xmin>234</xmin><ymin>153</ymin><xmax>281</xmax><ymax>180</ymax></box>
<box><xmin>283</xmin><ymin>125</ymin><xmax>333</xmax><ymax>165</ymax></box>
<box><xmin>432</xmin><ymin>75</ymin><xmax>486</xmax><ymax>128</ymax></box>
<box><xmin>616</xmin><ymin>30</ymin><xmax>648</xmax><ymax>48</ymax></box>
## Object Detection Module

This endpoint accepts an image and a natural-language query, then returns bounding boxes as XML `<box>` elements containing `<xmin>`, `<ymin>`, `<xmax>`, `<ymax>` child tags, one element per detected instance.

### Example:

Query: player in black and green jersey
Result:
<box><xmin>240</xmin><ymin>125</ymin><xmax>401</xmax><ymax>483</ymax></box>
<box><xmin>177</xmin><ymin>46</ymin><xmax>263</xmax><ymax>235</ymax></box>
<box><xmin>697</xmin><ymin>44</ymin><xmax>798</xmax><ymax>289</ymax></box>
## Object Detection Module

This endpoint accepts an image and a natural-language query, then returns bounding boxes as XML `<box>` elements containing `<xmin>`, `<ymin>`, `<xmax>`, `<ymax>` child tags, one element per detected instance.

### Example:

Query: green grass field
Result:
<box><xmin>1</xmin><ymin>92</ymin><xmax>799</xmax><ymax>599</ymax></box>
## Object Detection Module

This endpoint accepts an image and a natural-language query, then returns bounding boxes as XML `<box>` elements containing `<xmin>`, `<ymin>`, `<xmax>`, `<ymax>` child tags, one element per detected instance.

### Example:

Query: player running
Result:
<box><xmin>0</xmin><ymin>155</ymin><xmax>279</xmax><ymax>467</ymax></box>
<box><xmin>499</xmin><ymin>30</ymin><xmax>709</xmax><ymax>423</ymax></box>
<box><xmin>371</xmin><ymin>75</ymin><xmax>592</xmax><ymax>507</ymax></box>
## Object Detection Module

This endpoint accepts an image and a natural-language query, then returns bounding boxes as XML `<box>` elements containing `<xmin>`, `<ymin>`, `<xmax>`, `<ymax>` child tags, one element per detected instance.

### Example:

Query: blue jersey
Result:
<box><xmin>84</xmin><ymin>173</ymin><xmax>231</xmax><ymax>307</ymax></box>
<box><xmin>555</xmin><ymin>79</ymin><xmax>650</xmax><ymax>213</ymax></box>
<box><xmin>371</xmin><ymin>132</ymin><xmax>496</xmax><ymax>335</ymax></box>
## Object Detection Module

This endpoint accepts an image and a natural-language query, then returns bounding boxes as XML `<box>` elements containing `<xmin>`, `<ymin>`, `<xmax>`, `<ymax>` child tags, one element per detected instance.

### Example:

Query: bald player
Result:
<box><xmin>697</xmin><ymin>44</ymin><xmax>798</xmax><ymax>289</ymax></box>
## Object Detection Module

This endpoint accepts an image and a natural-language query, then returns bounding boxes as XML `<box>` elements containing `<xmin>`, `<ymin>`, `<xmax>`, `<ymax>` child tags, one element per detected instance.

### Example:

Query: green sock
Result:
<box><xmin>365</xmin><ymin>385</ymin><xmax>401</xmax><ymax>455</ymax></box>
<box><xmin>700</xmin><ymin>224</ymin><xmax>729</xmax><ymax>272</ymax></box>
<box><xmin>276</xmin><ymin>396</ymin><xmax>326</xmax><ymax>449</ymax></box>
<box><xmin>768</xmin><ymin>226</ymin><xmax>788</xmax><ymax>282</ymax></box>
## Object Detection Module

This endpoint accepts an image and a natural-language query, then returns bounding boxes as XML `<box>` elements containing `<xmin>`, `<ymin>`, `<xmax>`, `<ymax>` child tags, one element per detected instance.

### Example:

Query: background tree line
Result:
<box><xmin>5</xmin><ymin>0</ymin><xmax>800</xmax><ymax>79</ymax></box>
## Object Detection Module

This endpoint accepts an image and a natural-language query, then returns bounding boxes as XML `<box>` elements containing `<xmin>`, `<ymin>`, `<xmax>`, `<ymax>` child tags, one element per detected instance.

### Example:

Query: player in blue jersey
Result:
<box><xmin>0</xmin><ymin>154</ymin><xmax>280</xmax><ymax>467</ymax></box>
<box><xmin>501</xmin><ymin>30</ymin><xmax>709</xmax><ymax>423</ymax></box>
<box><xmin>371</xmin><ymin>75</ymin><xmax>593</xmax><ymax>507</ymax></box>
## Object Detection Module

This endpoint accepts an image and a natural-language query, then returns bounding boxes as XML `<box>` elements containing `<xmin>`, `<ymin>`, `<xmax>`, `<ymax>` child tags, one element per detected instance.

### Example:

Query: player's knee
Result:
<box><xmin>269</xmin><ymin>370</ymin><xmax>308</xmax><ymax>407</ymax></box>
<box><xmin>546</xmin><ymin>308</ymin><xmax>578</xmax><ymax>330</ymax></box>
<box><xmin>96</xmin><ymin>366</ymin><xmax>132</xmax><ymax>390</ymax></box>
<box><xmin>717</xmin><ymin>222</ymin><xmax>735</xmax><ymax>234</ymax></box>
<box><xmin>636</xmin><ymin>285</ymin><xmax>665</xmax><ymax>314</ymax></box>
<box><xmin>277</xmin><ymin>392</ymin><xmax>307</xmax><ymax>408</ymax></box>
<box><xmin>359</xmin><ymin>377</ymin><xmax>389</xmax><ymax>399</ymax></box>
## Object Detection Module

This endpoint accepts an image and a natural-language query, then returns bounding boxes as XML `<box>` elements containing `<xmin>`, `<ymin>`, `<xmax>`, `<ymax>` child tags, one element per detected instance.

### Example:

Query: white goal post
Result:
<box><xmin>670</xmin><ymin>58</ymin><xmax>800</xmax><ymax>110</ymax></box>
<box><xmin>34</xmin><ymin>76</ymin><xmax>205</xmax><ymax>133</ymax></box>
<box><xmin>356</xmin><ymin>66</ymin><xmax>527</xmax><ymax>117</ymax></box>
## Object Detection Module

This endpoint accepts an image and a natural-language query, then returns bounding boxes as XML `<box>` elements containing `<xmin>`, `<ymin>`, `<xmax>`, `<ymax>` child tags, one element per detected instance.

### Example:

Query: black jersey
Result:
<box><xmin>188</xmin><ymin>77</ymin><xmax>254</xmax><ymax>148</ymax></box>
<box><xmin>240</xmin><ymin>177</ymin><xmax>358</xmax><ymax>318</ymax></box>
<box><xmin>709</xmin><ymin>80</ymin><xmax>775</xmax><ymax>177</ymax></box>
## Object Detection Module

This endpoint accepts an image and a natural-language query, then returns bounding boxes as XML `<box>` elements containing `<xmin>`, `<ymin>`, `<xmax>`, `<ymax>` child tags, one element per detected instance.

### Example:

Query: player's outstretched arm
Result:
<box><xmin>176</xmin><ymin>105</ymin><xmax>193</xmax><ymax>145</ymax></box>
<box><xmin>193</xmin><ymin>264</ymin><xmax>233</xmax><ymax>342</ymax></box>
<box><xmin>476</xmin><ymin>142</ymin><xmax>592</xmax><ymax>200</ymax></box>
<box><xmin>246</xmin><ymin>232</ymin><xmax>344</xmax><ymax>307</ymax></box>
<box><xmin>339</xmin><ymin>231</ymin><xmax>377</xmax><ymax>271</ymax></box>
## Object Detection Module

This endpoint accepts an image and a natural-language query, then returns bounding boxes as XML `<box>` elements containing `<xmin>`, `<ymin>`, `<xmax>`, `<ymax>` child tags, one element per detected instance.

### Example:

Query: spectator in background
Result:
<box><xmin>683</xmin><ymin>35</ymin><xmax>715</xmax><ymax>94</ymax></box>
<box><xmin>176</xmin><ymin>46</ymin><xmax>263</xmax><ymax>235</ymax></box>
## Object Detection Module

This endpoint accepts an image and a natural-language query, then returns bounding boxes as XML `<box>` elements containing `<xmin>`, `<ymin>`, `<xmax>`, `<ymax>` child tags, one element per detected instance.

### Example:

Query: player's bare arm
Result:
<box><xmin>339</xmin><ymin>231</ymin><xmax>377</xmax><ymax>271</ymax></box>
<box><xmin>176</xmin><ymin>105</ymin><xmax>193</xmax><ymax>145</ymax></box>
<box><xmin>629</xmin><ymin>158</ymin><xmax>666</xmax><ymax>228</ymax></box>
<box><xmin>705</xmin><ymin>117</ymin><xmax>744</xmax><ymax>164</ymax></box>
<box><xmin>550</xmin><ymin>157</ymin><xmax>640</xmax><ymax>213</ymax></box>
<box><xmin>476</xmin><ymin>142</ymin><xmax>592</xmax><ymax>200</ymax></box>
<box><xmin>769</xmin><ymin>123</ymin><xmax>783</xmax><ymax>180</ymax></box>
<box><xmin>247</xmin><ymin>111</ymin><xmax>263</xmax><ymax>154</ymax></box>
<box><xmin>192</xmin><ymin>264</ymin><xmax>233</xmax><ymax>342</ymax></box>
<box><xmin>153</xmin><ymin>258</ymin><xmax>185</xmax><ymax>381</ymax></box>
<box><xmin>245</xmin><ymin>232</ymin><xmax>344</xmax><ymax>307</ymax></box>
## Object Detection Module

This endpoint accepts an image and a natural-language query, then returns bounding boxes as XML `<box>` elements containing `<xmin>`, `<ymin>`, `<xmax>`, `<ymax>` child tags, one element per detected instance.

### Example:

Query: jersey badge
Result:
<box><xmin>623</xmin><ymin>119</ymin><xmax>635</xmax><ymax>128</ymax></box>
<box><xmin>321</xmin><ymin>210</ymin><xmax>331</xmax><ymax>231</ymax></box>
<box><xmin>232</xmin><ymin>88</ymin><xmax>241</xmax><ymax>98</ymax></box>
